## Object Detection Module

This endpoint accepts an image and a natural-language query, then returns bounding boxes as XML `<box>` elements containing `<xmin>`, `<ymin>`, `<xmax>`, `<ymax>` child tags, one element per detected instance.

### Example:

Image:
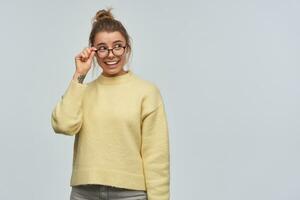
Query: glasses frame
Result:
<box><xmin>94</xmin><ymin>44</ymin><xmax>127</xmax><ymax>58</ymax></box>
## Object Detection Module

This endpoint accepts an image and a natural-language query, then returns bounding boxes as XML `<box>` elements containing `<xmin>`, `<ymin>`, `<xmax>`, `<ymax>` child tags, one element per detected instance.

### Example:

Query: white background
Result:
<box><xmin>0</xmin><ymin>0</ymin><xmax>299</xmax><ymax>199</ymax></box>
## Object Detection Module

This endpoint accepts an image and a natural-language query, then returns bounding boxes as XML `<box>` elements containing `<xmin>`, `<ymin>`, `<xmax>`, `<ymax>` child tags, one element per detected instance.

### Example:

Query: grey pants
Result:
<box><xmin>70</xmin><ymin>184</ymin><xmax>148</xmax><ymax>200</ymax></box>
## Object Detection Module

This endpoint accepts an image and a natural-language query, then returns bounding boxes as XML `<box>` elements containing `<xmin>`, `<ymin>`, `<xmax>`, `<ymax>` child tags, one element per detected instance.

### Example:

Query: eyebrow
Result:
<box><xmin>96</xmin><ymin>40</ymin><xmax>124</xmax><ymax>47</ymax></box>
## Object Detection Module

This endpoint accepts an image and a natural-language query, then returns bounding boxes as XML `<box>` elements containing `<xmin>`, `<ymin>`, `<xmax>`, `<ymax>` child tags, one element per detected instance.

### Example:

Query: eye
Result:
<box><xmin>114</xmin><ymin>44</ymin><xmax>123</xmax><ymax>48</ymax></box>
<box><xmin>98</xmin><ymin>46</ymin><xmax>108</xmax><ymax>51</ymax></box>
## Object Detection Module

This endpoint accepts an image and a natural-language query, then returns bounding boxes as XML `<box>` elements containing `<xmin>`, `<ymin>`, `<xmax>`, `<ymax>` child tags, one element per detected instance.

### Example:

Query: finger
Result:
<box><xmin>84</xmin><ymin>51</ymin><xmax>90</xmax><ymax>60</ymax></box>
<box><xmin>80</xmin><ymin>53</ymin><xmax>87</xmax><ymax>61</ymax></box>
<box><xmin>84</xmin><ymin>48</ymin><xmax>90</xmax><ymax>55</ymax></box>
<box><xmin>75</xmin><ymin>54</ymin><xmax>83</xmax><ymax>61</ymax></box>
<box><xmin>75</xmin><ymin>54</ymin><xmax>81</xmax><ymax>59</ymax></box>
<box><xmin>89</xmin><ymin>50</ymin><xmax>95</xmax><ymax>60</ymax></box>
<box><xmin>90</xmin><ymin>47</ymin><xmax>98</xmax><ymax>52</ymax></box>
<box><xmin>82</xmin><ymin>51</ymin><xmax>88</xmax><ymax>58</ymax></box>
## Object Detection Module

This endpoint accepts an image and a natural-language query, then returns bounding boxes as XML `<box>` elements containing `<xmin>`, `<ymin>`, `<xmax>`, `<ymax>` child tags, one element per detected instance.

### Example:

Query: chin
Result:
<box><xmin>102</xmin><ymin>66</ymin><xmax>125</xmax><ymax>76</ymax></box>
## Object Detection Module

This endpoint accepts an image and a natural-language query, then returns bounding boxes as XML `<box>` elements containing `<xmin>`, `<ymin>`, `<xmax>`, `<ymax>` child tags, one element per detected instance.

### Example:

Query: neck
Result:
<box><xmin>102</xmin><ymin>69</ymin><xmax>128</xmax><ymax>77</ymax></box>
<box><xmin>97</xmin><ymin>69</ymin><xmax>133</xmax><ymax>85</ymax></box>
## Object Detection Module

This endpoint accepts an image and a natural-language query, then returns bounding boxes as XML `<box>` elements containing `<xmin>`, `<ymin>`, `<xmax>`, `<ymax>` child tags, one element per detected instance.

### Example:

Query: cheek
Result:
<box><xmin>116</xmin><ymin>55</ymin><xmax>126</xmax><ymax>66</ymax></box>
<box><xmin>97</xmin><ymin>58</ymin><xmax>103</xmax><ymax>65</ymax></box>
<box><xmin>120</xmin><ymin>55</ymin><xmax>126</xmax><ymax>63</ymax></box>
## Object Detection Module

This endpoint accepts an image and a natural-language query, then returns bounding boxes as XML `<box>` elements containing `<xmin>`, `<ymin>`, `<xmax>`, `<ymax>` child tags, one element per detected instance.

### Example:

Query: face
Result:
<box><xmin>93</xmin><ymin>31</ymin><xmax>128</xmax><ymax>77</ymax></box>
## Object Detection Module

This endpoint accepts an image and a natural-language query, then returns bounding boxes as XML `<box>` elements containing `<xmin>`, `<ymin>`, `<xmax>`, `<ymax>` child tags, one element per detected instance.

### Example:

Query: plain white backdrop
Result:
<box><xmin>0</xmin><ymin>0</ymin><xmax>299</xmax><ymax>199</ymax></box>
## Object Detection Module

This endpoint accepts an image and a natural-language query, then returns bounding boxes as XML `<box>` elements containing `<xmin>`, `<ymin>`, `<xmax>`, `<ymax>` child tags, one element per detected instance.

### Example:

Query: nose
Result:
<box><xmin>107</xmin><ymin>49</ymin><xmax>115</xmax><ymax>58</ymax></box>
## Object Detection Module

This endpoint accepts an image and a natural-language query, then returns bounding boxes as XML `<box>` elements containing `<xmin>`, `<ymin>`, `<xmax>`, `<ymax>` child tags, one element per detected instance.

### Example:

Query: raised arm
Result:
<box><xmin>51</xmin><ymin>46</ymin><xmax>96</xmax><ymax>136</ymax></box>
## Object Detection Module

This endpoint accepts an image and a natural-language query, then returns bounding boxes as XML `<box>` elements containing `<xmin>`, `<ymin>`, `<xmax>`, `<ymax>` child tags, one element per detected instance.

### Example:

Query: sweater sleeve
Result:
<box><xmin>141</xmin><ymin>86</ymin><xmax>170</xmax><ymax>200</ymax></box>
<box><xmin>51</xmin><ymin>79</ymin><xmax>87</xmax><ymax>136</ymax></box>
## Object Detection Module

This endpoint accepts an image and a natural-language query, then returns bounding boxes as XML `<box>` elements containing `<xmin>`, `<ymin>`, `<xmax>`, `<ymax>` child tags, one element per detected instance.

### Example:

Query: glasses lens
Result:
<box><xmin>113</xmin><ymin>46</ymin><xmax>125</xmax><ymax>56</ymax></box>
<box><xmin>97</xmin><ymin>49</ymin><xmax>108</xmax><ymax>58</ymax></box>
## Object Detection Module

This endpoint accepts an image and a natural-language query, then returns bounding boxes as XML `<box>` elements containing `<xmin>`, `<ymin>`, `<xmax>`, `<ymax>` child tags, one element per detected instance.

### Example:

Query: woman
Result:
<box><xmin>51</xmin><ymin>8</ymin><xmax>170</xmax><ymax>200</ymax></box>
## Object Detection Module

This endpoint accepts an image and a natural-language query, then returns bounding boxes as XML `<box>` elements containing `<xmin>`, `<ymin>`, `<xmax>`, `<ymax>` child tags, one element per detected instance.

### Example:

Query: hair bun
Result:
<box><xmin>93</xmin><ymin>8</ymin><xmax>114</xmax><ymax>24</ymax></box>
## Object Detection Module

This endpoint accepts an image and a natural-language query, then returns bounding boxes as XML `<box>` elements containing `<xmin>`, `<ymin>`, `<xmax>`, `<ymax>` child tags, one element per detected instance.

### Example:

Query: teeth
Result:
<box><xmin>105</xmin><ymin>61</ymin><xmax>118</xmax><ymax>65</ymax></box>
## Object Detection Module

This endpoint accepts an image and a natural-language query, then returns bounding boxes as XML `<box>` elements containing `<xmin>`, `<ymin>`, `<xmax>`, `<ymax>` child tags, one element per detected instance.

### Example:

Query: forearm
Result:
<box><xmin>51</xmin><ymin>72</ymin><xmax>88</xmax><ymax>136</ymax></box>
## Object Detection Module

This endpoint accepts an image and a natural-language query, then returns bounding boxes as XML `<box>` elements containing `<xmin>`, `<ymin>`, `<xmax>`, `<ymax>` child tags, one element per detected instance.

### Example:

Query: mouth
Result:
<box><xmin>104</xmin><ymin>60</ymin><xmax>120</xmax><ymax>68</ymax></box>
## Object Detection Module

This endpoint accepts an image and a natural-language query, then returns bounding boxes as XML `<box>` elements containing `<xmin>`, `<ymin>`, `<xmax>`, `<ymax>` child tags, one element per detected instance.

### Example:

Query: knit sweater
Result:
<box><xmin>51</xmin><ymin>69</ymin><xmax>170</xmax><ymax>200</ymax></box>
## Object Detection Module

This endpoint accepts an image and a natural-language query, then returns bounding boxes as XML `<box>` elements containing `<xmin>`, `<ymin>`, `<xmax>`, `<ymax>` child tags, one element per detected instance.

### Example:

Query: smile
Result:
<box><xmin>105</xmin><ymin>60</ymin><xmax>120</xmax><ymax>65</ymax></box>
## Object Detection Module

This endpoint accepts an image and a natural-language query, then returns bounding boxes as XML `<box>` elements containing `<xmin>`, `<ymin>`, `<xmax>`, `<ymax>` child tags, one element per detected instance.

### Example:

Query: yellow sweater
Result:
<box><xmin>51</xmin><ymin>69</ymin><xmax>170</xmax><ymax>200</ymax></box>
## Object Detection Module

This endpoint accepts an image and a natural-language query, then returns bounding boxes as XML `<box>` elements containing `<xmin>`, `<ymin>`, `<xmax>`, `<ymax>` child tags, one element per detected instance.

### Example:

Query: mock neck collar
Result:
<box><xmin>96</xmin><ymin>69</ymin><xmax>134</xmax><ymax>85</ymax></box>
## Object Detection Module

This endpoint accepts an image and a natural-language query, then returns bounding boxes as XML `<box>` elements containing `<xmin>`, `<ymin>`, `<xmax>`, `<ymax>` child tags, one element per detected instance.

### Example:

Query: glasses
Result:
<box><xmin>94</xmin><ymin>44</ymin><xmax>127</xmax><ymax>58</ymax></box>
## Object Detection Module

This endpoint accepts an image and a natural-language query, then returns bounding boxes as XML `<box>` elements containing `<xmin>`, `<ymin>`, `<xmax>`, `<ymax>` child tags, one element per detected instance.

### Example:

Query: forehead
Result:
<box><xmin>94</xmin><ymin>31</ymin><xmax>125</xmax><ymax>46</ymax></box>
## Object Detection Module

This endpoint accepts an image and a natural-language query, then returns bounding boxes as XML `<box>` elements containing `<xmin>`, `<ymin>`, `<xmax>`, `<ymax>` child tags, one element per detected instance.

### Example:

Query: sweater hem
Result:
<box><xmin>70</xmin><ymin>167</ymin><xmax>147</xmax><ymax>191</ymax></box>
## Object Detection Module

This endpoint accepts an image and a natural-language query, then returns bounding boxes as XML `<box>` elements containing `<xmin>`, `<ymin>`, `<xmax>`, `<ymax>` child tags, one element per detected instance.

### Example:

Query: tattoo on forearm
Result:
<box><xmin>77</xmin><ymin>74</ymin><xmax>86</xmax><ymax>83</ymax></box>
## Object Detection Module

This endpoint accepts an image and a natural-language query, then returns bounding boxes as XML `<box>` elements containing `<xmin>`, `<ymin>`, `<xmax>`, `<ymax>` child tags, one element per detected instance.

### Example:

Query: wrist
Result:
<box><xmin>73</xmin><ymin>71</ymin><xmax>87</xmax><ymax>84</ymax></box>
